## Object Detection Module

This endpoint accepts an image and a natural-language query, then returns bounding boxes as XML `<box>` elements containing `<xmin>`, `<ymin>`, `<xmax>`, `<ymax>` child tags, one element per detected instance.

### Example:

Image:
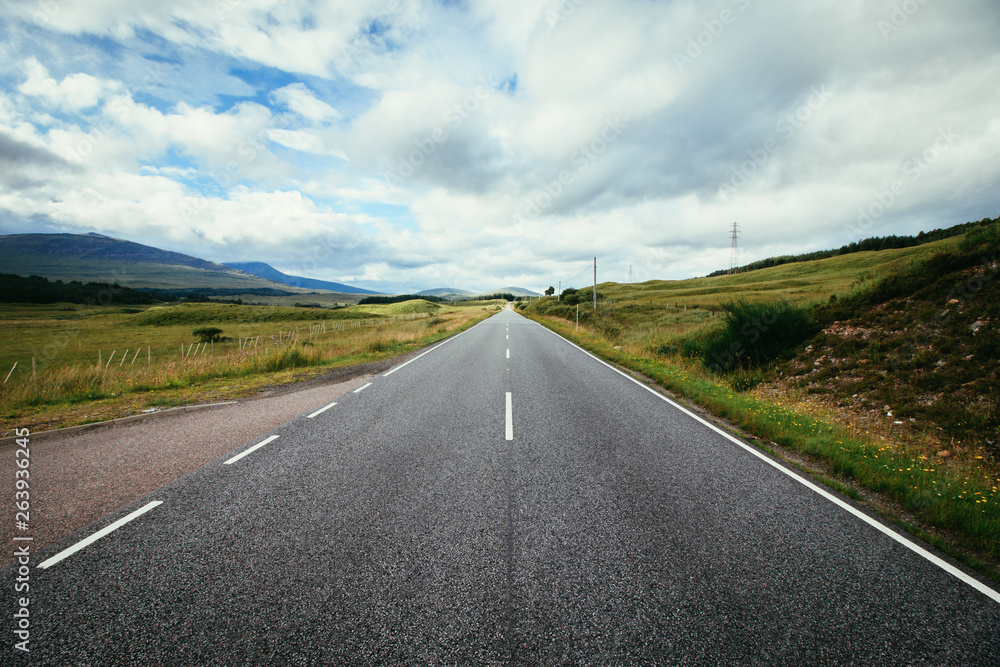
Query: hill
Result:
<box><xmin>476</xmin><ymin>286</ymin><xmax>539</xmax><ymax>298</ymax></box>
<box><xmin>707</xmin><ymin>219</ymin><xmax>991</xmax><ymax>277</ymax></box>
<box><xmin>351</xmin><ymin>299</ymin><xmax>442</xmax><ymax>316</ymax></box>
<box><xmin>522</xmin><ymin>216</ymin><xmax>1000</xmax><ymax>572</ymax></box>
<box><xmin>417</xmin><ymin>287</ymin><xmax>478</xmax><ymax>299</ymax></box>
<box><xmin>224</xmin><ymin>261</ymin><xmax>380</xmax><ymax>295</ymax></box>
<box><xmin>0</xmin><ymin>233</ymin><xmax>306</xmax><ymax>292</ymax></box>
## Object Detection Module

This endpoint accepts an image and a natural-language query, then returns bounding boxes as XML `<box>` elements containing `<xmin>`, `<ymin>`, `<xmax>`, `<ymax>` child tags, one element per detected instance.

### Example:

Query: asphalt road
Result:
<box><xmin>10</xmin><ymin>307</ymin><xmax>1000</xmax><ymax>665</ymax></box>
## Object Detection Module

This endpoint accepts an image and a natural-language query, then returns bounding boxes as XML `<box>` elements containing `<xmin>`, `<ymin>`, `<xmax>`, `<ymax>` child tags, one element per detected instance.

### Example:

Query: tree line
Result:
<box><xmin>0</xmin><ymin>274</ymin><xmax>175</xmax><ymax>305</ymax></box>
<box><xmin>358</xmin><ymin>294</ymin><xmax>446</xmax><ymax>305</ymax></box>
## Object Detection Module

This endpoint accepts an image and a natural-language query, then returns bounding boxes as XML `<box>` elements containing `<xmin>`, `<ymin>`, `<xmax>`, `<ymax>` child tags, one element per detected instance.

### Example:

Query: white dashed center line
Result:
<box><xmin>353</xmin><ymin>382</ymin><xmax>372</xmax><ymax>393</ymax></box>
<box><xmin>505</xmin><ymin>392</ymin><xmax>513</xmax><ymax>441</ymax></box>
<box><xmin>224</xmin><ymin>434</ymin><xmax>280</xmax><ymax>465</ymax></box>
<box><xmin>38</xmin><ymin>501</ymin><xmax>163</xmax><ymax>569</ymax></box>
<box><xmin>307</xmin><ymin>401</ymin><xmax>337</xmax><ymax>418</ymax></box>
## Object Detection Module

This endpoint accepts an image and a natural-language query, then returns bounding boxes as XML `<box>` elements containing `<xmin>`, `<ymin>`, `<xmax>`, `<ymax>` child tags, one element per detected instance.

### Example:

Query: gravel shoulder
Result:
<box><xmin>1</xmin><ymin>354</ymin><xmax>416</xmax><ymax>569</ymax></box>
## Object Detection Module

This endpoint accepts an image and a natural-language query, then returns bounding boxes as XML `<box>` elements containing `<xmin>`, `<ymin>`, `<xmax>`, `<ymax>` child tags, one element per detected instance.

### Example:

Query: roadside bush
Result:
<box><xmin>597</xmin><ymin>319</ymin><xmax>622</xmax><ymax>340</ymax></box>
<box><xmin>729</xmin><ymin>369</ymin><xmax>763</xmax><ymax>392</ymax></box>
<box><xmin>701</xmin><ymin>298</ymin><xmax>817</xmax><ymax>372</ymax></box>
<box><xmin>656</xmin><ymin>343</ymin><xmax>678</xmax><ymax>356</ymax></box>
<box><xmin>680</xmin><ymin>339</ymin><xmax>703</xmax><ymax>359</ymax></box>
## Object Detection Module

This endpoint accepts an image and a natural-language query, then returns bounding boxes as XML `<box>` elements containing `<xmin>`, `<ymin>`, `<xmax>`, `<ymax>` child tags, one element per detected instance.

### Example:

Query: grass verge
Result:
<box><xmin>523</xmin><ymin>311</ymin><xmax>1000</xmax><ymax>583</ymax></box>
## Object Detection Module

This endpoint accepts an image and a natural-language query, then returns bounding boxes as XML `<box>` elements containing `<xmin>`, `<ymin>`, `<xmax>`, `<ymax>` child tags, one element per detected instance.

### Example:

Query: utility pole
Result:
<box><xmin>627</xmin><ymin>264</ymin><xmax>633</xmax><ymax>284</ymax></box>
<box><xmin>593</xmin><ymin>257</ymin><xmax>597</xmax><ymax>310</ymax></box>
<box><xmin>558</xmin><ymin>280</ymin><xmax>561</xmax><ymax>301</ymax></box>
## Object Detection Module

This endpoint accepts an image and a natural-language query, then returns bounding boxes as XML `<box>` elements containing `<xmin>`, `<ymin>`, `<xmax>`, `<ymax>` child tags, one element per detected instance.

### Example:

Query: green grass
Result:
<box><xmin>522</xmin><ymin>226</ymin><xmax>1000</xmax><ymax>575</ymax></box>
<box><xmin>0</xmin><ymin>301</ymin><xmax>491</xmax><ymax>432</ymax></box>
<box><xmin>596</xmin><ymin>235</ymin><xmax>963</xmax><ymax>312</ymax></box>
<box><xmin>349</xmin><ymin>299</ymin><xmax>442</xmax><ymax>315</ymax></box>
<box><xmin>132</xmin><ymin>302</ymin><xmax>375</xmax><ymax>326</ymax></box>
<box><xmin>525</xmin><ymin>314</ymin><xmax>1000</xmax><ymax>575</ymax></box>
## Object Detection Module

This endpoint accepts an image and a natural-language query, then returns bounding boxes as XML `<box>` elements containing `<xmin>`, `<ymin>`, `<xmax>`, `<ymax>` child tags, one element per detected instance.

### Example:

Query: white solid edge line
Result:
<box><xmin>353</xmin><ymin>382</ymin><xmax>372</xmax><ymax>394</ymax></box>
<box><xmin>505</xmin><ymin>392</ymin><xmax>513</xmax><ymax>441</ymax></box>
<box><xmin>307</xmin><ymin>401</ymin><xmax>338</xmax><ymax>419</ymax></box>
<box><xmin>382</xmin><ymin>317</ymin><xmax>489</xmax><ymax>377</ymax></box>
<box><xmin>224</xmin><ymin>434</ymin><xmax>280</xmax><ymax>465</ymax></box>
<box><xmin>38</xmin><ymin>501</ymin><xmax>162</xmax><ymax>570</ymax></box>
<box><xmin>533</xmin><ymin>321</ymin><xmax>1000</xmax><ymax>606</ymax></box>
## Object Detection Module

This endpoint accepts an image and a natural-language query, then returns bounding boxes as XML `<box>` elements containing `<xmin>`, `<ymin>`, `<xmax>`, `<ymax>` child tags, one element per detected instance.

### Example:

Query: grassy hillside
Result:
<box><xmin>349</xmin><ymin>299</ymin><xmax>442</xmax><ymax>316</ymax></box>
<box><xmin>604</xmin><ymin>234</ymin><xmax>963</xmax><ymax>309</ymax></box>
<box><xmin>522</xmin><ymin>218</ymin><xmax>1000</xmax><ymax>576</ymax></box>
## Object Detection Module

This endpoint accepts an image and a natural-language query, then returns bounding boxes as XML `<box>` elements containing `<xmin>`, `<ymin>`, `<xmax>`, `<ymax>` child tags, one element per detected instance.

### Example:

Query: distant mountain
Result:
<box><xmin>417</xmin><ymin>287</ymin><xmax>478</xmax><ymax>298</ymax></box>
<box><xmin>477</xmin><ymin>286</ymin><xmax>540</xmax><ymax>297</ymax></box>
<box><xmin>225</xmin><ymin>262</ymin><xmax>380</xmax><ymax>295</ymax></box>
<box><xmin>0</xmin><ymin>233</ymin><xmax>304</xmax><ymax>292</ymax></box>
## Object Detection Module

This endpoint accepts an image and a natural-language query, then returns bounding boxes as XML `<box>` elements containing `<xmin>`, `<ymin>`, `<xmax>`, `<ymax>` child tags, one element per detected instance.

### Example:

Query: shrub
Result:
<box><xmin>680</xmin><ymin>339</ymin><xmax>703</xmax><ymax>358</ymax></box>
<box><xmin>193</xmin><ymin>326</ymin><xmax>223</xmax><ymax>343</ymax></box>
<box><xmin>701</xmin><ymin>298</ymin><xmax>817</xmax><ymax>372</ymax></box>
<box><xmin>729</xmin><ymin>369</ymin><xmax>763</xmax><ymax>392</ymax></box>
<box><xmin>656</xmin><ymin>343</ymin><xmax>678</xmax><ymax>356</ymax></box>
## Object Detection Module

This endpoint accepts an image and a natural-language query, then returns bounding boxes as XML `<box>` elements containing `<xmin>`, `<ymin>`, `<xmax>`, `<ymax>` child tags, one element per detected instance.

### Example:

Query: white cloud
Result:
<box><xmin>17</xmin><ymin>57</ymin><xmax>120</xmax><ymax>110</ymax></box>
<box><xmin>269</xmin><ymin>83</ymin><xmax>341</xmax><ymax>123</ymax></box>
<box><xmin>1</xmin><ymin>0</ymin><xmax>999</xmax><ymax>292</ymax></box>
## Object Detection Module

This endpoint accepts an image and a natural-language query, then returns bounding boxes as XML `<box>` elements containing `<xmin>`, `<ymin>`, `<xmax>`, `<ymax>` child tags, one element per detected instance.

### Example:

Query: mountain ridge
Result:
<box><xmin>0</xmin><ymin>233</ymin><xmax>304</xmax><ymax>292</ymax></box>
<box><xmin>224</xmin><ymin>261</ymin><xmax>380</xmax><ymax>295</ymax></box>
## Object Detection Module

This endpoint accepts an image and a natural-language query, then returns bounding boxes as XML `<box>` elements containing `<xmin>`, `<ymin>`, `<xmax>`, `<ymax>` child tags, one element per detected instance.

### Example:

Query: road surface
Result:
<box><xmin>11</xmin><ymin>307</ymin><xmax>1000</xmax><ymax>665</ymax></box>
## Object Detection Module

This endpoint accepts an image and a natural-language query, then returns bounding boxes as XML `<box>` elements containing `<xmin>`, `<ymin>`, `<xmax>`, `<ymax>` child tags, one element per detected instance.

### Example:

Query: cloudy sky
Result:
<box><xmin>1</xmin><ymin>0</ymin><xmax>998</xmax><ymax>293</ymax></box>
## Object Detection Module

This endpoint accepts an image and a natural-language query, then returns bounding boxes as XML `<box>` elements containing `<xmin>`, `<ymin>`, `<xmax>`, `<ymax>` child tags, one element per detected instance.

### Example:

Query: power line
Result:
<box><xmin>560</xmin><ymin>262</ymin><xmax>595</xmax><ymax>287</ymax></box>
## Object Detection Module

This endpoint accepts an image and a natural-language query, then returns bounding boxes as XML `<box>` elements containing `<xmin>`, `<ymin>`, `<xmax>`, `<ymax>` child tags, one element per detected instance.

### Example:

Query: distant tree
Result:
<box><xmin>193</xmin><ymin>326</ymin><xmax>223</xmax><ymax>343</ymax></box>
<box><xmin>561</xmin><ymin>287</ymin><xmax>580</xmax><ymax>305</ymax></box>
<box><xmin>358</xmin><ymin>295</ymin><xmax>445</xmax><ymax>305</ymax></box>
<box><xmin>544</xmin><ymin>286</ymin><xmax>555</xmax><ymax>296</ymax></box>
